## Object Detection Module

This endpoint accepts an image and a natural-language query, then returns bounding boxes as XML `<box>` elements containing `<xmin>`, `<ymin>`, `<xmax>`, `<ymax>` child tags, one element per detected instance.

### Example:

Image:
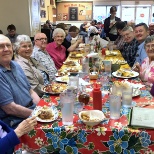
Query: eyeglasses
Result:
<box><xmin>35</xmin><ymin>38</ymin><xmax>47</xmax><ymax>41</ymax></box>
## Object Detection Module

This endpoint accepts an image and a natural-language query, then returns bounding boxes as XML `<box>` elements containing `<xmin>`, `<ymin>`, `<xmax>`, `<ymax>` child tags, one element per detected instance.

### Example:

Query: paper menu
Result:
<box><xmin>129</xmin><ymin>107</ymin><xmax>154</xmax><ymax>128</ymax></box>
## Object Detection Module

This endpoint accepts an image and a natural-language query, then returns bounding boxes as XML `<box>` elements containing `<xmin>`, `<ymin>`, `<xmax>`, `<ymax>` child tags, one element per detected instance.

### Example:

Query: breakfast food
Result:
<box><xmin>43</xmin><ymin>83</ymin><xmax>67</xmax><ymax>93</ymax></box>
<box><xmin>81</xmin><ymin>113</ymin><xmax>100</xmax><ymax>122</ymax></box>
<box><xmin>67</xmin><ymin>67</ymin><xmax>79</xmax><ymax>73</ymax></box>
<box><xmin>64</xmin><ymin>61</ymin><xmax>76</xmax><ymax>66</ymax></box>
<box><xmin>70</xmin><ymin>53</ymin><xmax>83</xmax><ymax>58</ymax></box>
<box><xmin>37</xmin><ymin>106</ymin><xmax>54</xmax><ymax>120</ymax></box>
<box><xmin>57</xmin><ymin>69</ymin><xmax>68</xmax><ymax>76</ymax></box>
<box><xmin>116</xmin><ymin>69</ymin><xmax>134</xmax><ymax>77</ymax></box>
<box><xmin>61</xmin><ymin>76</ymin><xmax>69</xmax><ymax>82</ymax></box>
<box><xmin>81</xmin><ymin>113</ymin><xmax>90</xmax><ymax>121</ymax></box>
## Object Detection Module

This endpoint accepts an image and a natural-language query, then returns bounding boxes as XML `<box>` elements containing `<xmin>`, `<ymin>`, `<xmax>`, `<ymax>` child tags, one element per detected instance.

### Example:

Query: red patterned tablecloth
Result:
<box><xmin>15</xmin><ymin>78</ymin><xmax>154</xmax><ymax>154</ymax></box>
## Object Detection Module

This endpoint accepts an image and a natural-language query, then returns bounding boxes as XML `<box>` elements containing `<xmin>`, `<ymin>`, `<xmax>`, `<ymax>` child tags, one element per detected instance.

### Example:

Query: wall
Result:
<box><xmin>40</xmin><ymin>0</ymin><xmax>54</xmax><ymax>24</ymax></box>
<box><xmin>0</xmin><ymin>0</ymin><xmax>30</xmax><ymax>35</ymax></box>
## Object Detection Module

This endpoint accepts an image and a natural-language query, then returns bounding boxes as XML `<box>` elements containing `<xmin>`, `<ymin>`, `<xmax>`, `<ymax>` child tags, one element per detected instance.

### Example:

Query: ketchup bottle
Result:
<box><xmin>92</xmin><ymin>83</ymin><xmax>102</xmax><ymax>110</ymax></box>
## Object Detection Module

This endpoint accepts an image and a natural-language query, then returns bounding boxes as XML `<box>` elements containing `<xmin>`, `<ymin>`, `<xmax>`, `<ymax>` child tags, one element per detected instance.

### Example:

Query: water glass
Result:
<box><xmin>108</xmin><ymin>41</ymin><xmax>114</xmax><ymax>52</ymax></box>
<box><xmin>122</xmin><ymin>86</ymin><xmax>133</xmax><ymax>107</ymax></box>
<box><xmin>109</xmin><ymin>94</ymin><xmax>121</xmax><ymax>119</ymax></box>
<box><xmin>68</xmin><ymin>76</ymin><xmax>79</xmax><ymax>89</ymax></box>
<box><xmin>85</xmin><ymin>37</ymin><xmax>89</xmax><ymax>44</ymax></box>
<box><xmin>60</xmin><ymin>92</ymin><xmax>75</xmax><ymax>125</ymax></box>
<box><xmin>111</xmin><ymin>84</ymin><xmax>123</xmax><ymax>96</ymax></box>
<box><xmin>103</xmin><ymin>60</ymin><xmax>112</xmax><ymax>73</ymax></box>
<box><xmin>99</xmin><ymin>72</ymin><xmax>109</xmax><ymax>90</ymax></box>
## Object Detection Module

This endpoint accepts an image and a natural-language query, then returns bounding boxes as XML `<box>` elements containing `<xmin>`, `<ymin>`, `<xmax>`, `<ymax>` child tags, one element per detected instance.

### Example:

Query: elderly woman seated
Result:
<box><xmin>46</xmin><ymin>28</ymin><xmax>66</xmax><ymax>70</ymax></box>
<box><xmin>134</xmin><ymin>35</ymin><xmax>154</xmax><ymax>89</ymax></box>
<box><xmin>14</xmin><ymin>35</ymin><xmax>51</xmax><ymax>97</ymax></box>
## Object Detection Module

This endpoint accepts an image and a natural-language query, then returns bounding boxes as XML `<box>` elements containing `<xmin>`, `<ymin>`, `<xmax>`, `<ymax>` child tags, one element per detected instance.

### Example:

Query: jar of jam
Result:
<box><xmin>78</xmin><ymin>92</ymin><xmax>90</xmax><ymax>105</ymax></box>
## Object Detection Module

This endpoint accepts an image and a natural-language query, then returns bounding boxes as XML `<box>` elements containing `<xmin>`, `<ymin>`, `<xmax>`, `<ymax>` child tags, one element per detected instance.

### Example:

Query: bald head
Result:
<box><xmin>34</xmin><ymin>33</ymin><xmax>46</xmax><ymax>40</ymax></box>
<box><xmin>34</xmin><ymin>33</ymin><xmax>47</xmax><ymax>50</ymax></box>
<box><xmin>0</xmin><ymin>34</ymin><xmax>11</xmax><ymax>43</ymax></box>
<box><xmin>0</xmin><ymin>34</ymin><xmax>13</xmax><ymax>66</ymax></box>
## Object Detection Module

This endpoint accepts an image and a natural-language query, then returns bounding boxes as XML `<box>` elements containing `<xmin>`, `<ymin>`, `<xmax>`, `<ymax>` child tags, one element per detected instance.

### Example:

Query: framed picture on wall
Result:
<box><xmin>40</xmin><ymin>0</ymin><xmax>45</xmax><ymax>8</ymax></box>
<box><xmin>40</xmin><ymin>10</ymin><xmax>46</xmax><ymax>18</ymax></box>
<box><xmin>69</xmin><ymin>7</ymin><xmax>78</xmax><ymax>21</ymax></box>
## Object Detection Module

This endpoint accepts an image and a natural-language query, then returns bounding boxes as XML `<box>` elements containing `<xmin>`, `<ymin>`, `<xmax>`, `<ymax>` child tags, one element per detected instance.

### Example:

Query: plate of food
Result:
<box><xmin>70</xmin><ymin>53</ymin><xmax>83</xmax><ymax>58</ymax></box>
<box><xmin>32</xmin><ymin>106</ymin><xmax>59</xmax><ymax>122</ymax></box>
<box><xmin>56</xmin><ymin>76</ymin><xmax>69</xmax><ymax>83</ymax></box>
<box><xmin>63</xmin><ymin>61</ymin><xmax>77</xmax><ymax>66</ymax></box>
<box><xmin>79</xmin><ymin>110</ymin><xmax>106</xmax><ymax>126</ymax></box>
<box><xmin>42</xmin><ymin>82</ymin><xmax>67</xmax><ymax>94</ymax></box>
<box><xmin>112</xmin><ymin>69</ymin><xmax>139</xmax><ymax>78</ymax></box>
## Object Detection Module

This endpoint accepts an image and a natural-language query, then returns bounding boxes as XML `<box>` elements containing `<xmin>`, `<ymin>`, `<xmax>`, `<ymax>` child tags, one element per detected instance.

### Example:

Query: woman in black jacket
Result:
<box><xmin>104</xmin><ymin>6</ymin><xmax>121</xmax><ymax>41</ymax></box>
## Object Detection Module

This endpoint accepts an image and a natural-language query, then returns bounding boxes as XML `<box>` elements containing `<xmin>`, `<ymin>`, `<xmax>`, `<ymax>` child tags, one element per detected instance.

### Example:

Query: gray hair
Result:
<box><xmin>14</xmin><ymin>35</ymin><xmax>32</xmax><ymax>53</ymax></box>
<box><xmin>122</xmin><ymin>26</ymin><xmax>133</xmax><ymax>32</ymax></box>
<box><xmin>52</xmin><ymin>28</ymin><xmax>65</xmax><ymax>38</ymax></box>
<box><xmin>145</xmin><ymin>35</ymin><xmax>154</xmax><ymax>46</ymax></box>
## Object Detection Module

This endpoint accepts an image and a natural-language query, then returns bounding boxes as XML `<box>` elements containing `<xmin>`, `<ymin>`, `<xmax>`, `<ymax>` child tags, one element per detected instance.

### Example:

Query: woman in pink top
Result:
<box><xmin>46</xmin><ymin>28</ymin><xmax>66</xmax><ymax>70</ymax></box>
<box><xmin>135</xmin><ymin>35</ymin><xmax>154</xmax><ymax>87</ymax></box>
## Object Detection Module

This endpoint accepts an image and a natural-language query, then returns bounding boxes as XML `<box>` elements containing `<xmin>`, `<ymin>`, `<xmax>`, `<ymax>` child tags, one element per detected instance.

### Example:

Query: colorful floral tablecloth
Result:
<box><xmin>15</xmin><ymin>77</ymin><xmax>154</xmax><ymax>154</ymax></box>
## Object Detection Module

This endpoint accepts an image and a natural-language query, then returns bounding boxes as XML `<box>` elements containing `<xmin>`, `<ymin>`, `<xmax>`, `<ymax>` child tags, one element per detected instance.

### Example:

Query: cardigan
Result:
<box><xmin>0</xmin><ymin>120</ymin><xmax>20</xmax><ymax>154</ymax></box>
<box><xmin>104</xmin><ymin>16</ymin><xmax>121</xmax><ymax>38</ymax></box>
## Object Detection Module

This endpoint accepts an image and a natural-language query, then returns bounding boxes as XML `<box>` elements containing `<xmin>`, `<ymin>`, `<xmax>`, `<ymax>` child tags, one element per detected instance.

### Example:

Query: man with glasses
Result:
<box><xmin>121</xmin><ymin>26</ymin><xmax>139</xmax><ymax>67</ymax></box>
<box><xmin>32</xmin><ymin>33</ymin><xmax>57</xmax><ymax>80</ymax></box>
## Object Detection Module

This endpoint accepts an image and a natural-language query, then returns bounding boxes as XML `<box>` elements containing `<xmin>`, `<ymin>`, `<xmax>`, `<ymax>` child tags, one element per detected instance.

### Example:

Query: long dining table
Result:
<box><xmin>15</xmin><ymin>49</ymin><xmax>154</xmax><ymax>154</ymax></box>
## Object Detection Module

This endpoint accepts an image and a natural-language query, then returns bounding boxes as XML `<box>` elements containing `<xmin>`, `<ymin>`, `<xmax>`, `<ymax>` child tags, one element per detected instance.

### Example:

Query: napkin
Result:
<box><xmin>122</xmin><ymin>80</ymin><xmax>145</xmax><ymax>89</ymax></box>
<box><xmin>79</xmin><ymin>78</ymin><xmax>90</xmax><ymax>86</ymax></box>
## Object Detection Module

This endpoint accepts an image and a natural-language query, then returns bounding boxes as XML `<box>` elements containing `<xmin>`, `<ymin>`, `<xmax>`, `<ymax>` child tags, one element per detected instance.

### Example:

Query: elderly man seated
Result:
<box><xmin>32</xmin><ymin>32</ymin><xmax>57</xmax><ymax>80</ymax></box>
<box><xmin>0</xmin><ymin>35</ymin><xmax>40</xmax><ymax>128</ymax></box>
<box><xmin>121</xmin><ymin>26</ymin><xmax>139</xmax><ymax>67</ymax></box>
<box><xmin>46</xmin><ymin>28</ymin><xmax>66</xmax><ymax>70</ymax></box>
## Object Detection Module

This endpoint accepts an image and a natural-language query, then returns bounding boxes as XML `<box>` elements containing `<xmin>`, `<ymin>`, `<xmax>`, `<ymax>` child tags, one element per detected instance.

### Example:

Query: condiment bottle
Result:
<box><xmin>78</xmin><ymin>86</ymin><xmax>90</xmax><ymax>105</ymax></box>
<box><xmin>92</xmin><ymin>83</ymin><xmax>102</xmax><ymax>110</ymax></box>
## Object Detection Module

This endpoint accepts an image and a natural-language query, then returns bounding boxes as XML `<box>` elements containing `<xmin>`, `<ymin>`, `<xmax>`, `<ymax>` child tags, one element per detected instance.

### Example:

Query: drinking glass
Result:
<box><xmin>99</xmin><ymin>72</ymin><xmax>109</xmax><ymax>90</ymax></box>
<box><xmin>109</xmin><ymin>94</ymin><xmax>121</xmax><ymax>119</ymax></box>
<box><xmin>103</xmin><ymin>60</ymin><xmax>112</xmax><ymax>73</ymax></box>
<box><xmin>68</xmin><ymin>76</ymin><xmax>79</xmax><ymax>89</ymax></box>
<box><xmin>60</xmin><ymin>92</ymin><xmax>75</xmax><ymax>125</ymax></box>
<box><xmin>108</xmin><ymin>41</ymin><xmax>114</xmax><ymax>52</ymax></box>
<box><xmin>122</xmin><ymin>86</ymin><xmax>133</xmax><ymax>107</ymax></box>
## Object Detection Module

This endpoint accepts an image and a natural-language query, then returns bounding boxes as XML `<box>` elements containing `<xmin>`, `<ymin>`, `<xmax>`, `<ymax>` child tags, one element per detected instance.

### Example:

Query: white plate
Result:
<box><xmin>87</xmin><ymin>53</ymin><xmax>98</xmax><ymax>58</ymax></box>
<box><xmin>41</xmin><ymin>83</ymin><xmax>67</xmax><ymax>94</ymax></box>
<box><xmin>56</xmin><ymin>76</ymin><xmax>69</xmax><ymax>83</ymax></box>
<box><xmin>79</xmin><ymin>110</ymin><xmax>106</xmax><ymax>126</ymax></box>
<box><xmin>32</xmin><ymin>106</ymin><xmax>59</xmax><ymax>122</ymax></box>
<box><xmin>112</xmin><ymin>71</ymin><xmax>139</xmax><ymax>79</ymax></box>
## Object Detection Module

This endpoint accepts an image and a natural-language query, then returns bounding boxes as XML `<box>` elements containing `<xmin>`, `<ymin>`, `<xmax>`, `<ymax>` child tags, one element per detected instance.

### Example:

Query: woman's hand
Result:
<box><xmin>132</xmin><ymin>62</ymin><xmax>140</xmax><ymax>73</ymax></box>
<box><xmin>14</xmin><ymin>116</ymin><xmax>37</xmax><ymax>138</ymax></box>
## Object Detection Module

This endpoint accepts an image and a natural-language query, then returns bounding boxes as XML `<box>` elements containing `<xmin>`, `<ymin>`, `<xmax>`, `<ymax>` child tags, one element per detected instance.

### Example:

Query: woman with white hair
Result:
<box><xmin>46</xmin><ymin>28</ymin><xmax>66</xmax><ymax>69</ymax></box>
<box><xmin>14</xmin><ymin>35</ymin><xmax>51</xmax><ymax>97</ymax></box>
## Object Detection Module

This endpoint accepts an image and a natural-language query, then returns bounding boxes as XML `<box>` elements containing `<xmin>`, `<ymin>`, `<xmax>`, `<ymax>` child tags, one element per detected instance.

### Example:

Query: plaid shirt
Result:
<box><xmin>121</xmin><ymin>38</ymin><xmax>139</xmax><ymax>67</ymax></box>
<box><xmin>114</xmin><ymin>35</ymin><xmax>125</xmax><ymax>51</ymax></box>
<box><xmin>32</xmin><ymin>46</ymin><xmax>57</xmax><ymax>80</ymax></box>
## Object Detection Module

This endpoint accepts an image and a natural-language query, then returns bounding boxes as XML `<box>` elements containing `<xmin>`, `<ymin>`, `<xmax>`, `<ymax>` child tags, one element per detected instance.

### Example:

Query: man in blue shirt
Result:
<box><xmin>134</xmin><ymin>23</ymin><xmax>149</xmax><ymax>65</ymax></box>
<box><xmin>0</xmin><ymin>34</ymin><xmax>40</xmax><ymax>128</ymax></box>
